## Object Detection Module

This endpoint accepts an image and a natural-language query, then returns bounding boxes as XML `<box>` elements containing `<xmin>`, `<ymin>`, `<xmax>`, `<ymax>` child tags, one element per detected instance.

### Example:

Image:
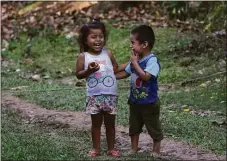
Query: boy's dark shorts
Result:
<box><xmin>128</xmin><ymin>99</ymin><xmax>163</xmax><ymax>141</ymax></box>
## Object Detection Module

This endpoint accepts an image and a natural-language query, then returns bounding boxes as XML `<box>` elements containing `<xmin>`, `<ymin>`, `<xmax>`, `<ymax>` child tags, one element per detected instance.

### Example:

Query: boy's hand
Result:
<box><xmin>88</xmin><ymin>62</ymin><xmax>100</xmax><ymax>73</ymax></box>
<box><xmin>131</xmin><ymin>52</ymin><xmax>138</xmax><ymax>64</ymax></box>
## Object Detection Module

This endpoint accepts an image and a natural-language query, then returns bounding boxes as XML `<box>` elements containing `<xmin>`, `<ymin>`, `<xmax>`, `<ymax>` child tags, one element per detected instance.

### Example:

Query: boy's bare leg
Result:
<box><xmin>91</xmin><ymin>113</ymin><xmax>103</xmax><ymax>154</ymax></box>
<box><xmin>103</xmin><ymin>113</ymin><xmax>115</xmax><ymax>151</ymax></box>
<box><xmin>153</xmin><ymin>140</ymin><xmax>161</xmax><ymax>153</ymax></box>
<box><xmin>152</xmin><ymin>140</ymin><xmax>161</xmax><ymax>156</ymax></box>
<box><xmin>130</xmin><ymin>134</ymin><xmax>140</xmax><ymax>154</ymax></box>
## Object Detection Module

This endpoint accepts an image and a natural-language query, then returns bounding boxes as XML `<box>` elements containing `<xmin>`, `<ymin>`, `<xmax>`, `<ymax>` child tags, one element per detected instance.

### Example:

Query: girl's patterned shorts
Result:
<box><xmin>85</xmin><ymin>95</ymin><xmax>118</xmax><ymax>115</ymax></box>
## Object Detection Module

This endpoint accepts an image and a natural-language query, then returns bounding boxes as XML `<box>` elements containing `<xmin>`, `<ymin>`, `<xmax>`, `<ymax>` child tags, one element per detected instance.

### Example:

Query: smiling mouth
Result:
<box><xmin>94</xmin><ymin>43</ymin><xmax>102</xmax><ymax>48</ymax></box>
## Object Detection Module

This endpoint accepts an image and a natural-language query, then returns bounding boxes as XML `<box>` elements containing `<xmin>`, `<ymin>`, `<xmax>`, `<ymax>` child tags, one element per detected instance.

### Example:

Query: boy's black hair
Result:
<box><xmin>131</xmin><ymin>25</ymin><xmax>155</xmax><ymax>49</ymax></box>
<box><xmin>77</xmin><ymin>19</ymin><xmax>107</xmax><ymax>52</ymax></box>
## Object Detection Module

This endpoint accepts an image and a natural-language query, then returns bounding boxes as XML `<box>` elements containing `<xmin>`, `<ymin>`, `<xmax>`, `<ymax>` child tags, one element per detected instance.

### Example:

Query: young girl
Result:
<box><xmin>75</xmin><ymin>19</ymin><xmax>120</xmax><ymax>157</ymax></box>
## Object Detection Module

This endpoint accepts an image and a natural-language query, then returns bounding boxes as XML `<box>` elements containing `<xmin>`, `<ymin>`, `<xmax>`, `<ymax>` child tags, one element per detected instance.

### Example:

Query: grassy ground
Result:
<box><xmin>2</xmin><ymin>24</ymin><xmax>226</xmax><ymax>159</ymax></box>
<box><xmin>2</xmin><ymin>73</ymin><xmax>226</xmax><ymax>156</ymax></box>
<box><xmin>1</xmin><ymin>108</ymin><xmax>91</xmax><ymax>160</ymax></box>
<box><xmin>2</xmin><ymin>108</ymin><xmax>163</xmax><ymax>160</ymax></box>
<box><xmin>160</xmin><ymin>79</ymin><xmax>226</xmax><ymax>113</ymax></box>
<box><xmin>3</xmin><ymin>25</ymin><xmax>224</xmax><ymax>83</ymax></box>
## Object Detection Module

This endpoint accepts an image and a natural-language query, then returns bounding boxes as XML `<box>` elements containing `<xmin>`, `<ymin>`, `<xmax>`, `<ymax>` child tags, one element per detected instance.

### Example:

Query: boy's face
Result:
<box><xmin>130</xmin><ymin>34</ymin><xmax>145</xmax><ymax>56</ymax></box>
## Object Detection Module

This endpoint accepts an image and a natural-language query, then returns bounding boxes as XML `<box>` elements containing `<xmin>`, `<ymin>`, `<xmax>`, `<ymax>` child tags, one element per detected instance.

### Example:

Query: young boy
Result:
<box><xmin>116</xmin><ymin>25</ymin><xmax>163</xmax><ymax>156</ymax></box>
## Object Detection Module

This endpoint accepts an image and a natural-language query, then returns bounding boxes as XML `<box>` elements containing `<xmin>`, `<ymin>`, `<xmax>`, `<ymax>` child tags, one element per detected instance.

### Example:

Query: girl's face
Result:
<box><xmin>87</xmin><ymin>28</ymin><xmax>105</xmax><ymax>54</ymax></box>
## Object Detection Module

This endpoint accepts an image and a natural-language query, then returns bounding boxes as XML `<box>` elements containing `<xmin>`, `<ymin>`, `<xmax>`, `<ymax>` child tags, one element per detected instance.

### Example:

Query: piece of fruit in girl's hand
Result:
<box><xmin>90</xmin><ymin>62</ymin><xmax>97</xmax><ymax>67</ymax></box>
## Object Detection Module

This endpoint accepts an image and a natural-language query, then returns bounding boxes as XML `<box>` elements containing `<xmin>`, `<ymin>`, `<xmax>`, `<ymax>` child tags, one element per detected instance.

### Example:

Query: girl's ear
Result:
<box><xmin>143</xmin><ymin>41</ymin><xmax>148</xmax><ymax>48</ymax></box>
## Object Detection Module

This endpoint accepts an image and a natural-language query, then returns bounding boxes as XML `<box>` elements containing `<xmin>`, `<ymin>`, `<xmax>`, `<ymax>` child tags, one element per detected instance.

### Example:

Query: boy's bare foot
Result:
<box><xmin>151</xmin><ymin>152</ymin><xmax>161</xmax><ymax>158</ymax></box>
<box><xmin>127</xmin><ymin>148</ymin><xmax>141</xmax><ymax>155</ymax></box>
<box><xmin>153</xmin><ymin>141</ymin><xmax>161</xmax><ymax>153</ymax></box>
<box><xmin>151</xmin><ymin>141</ymin><xmax>161</xmax><ymax>157</ymax></box>
<box><xmin>128</xmin><ymin>149</ymin><xmax>137</xmax><ymax>155</ymax></box>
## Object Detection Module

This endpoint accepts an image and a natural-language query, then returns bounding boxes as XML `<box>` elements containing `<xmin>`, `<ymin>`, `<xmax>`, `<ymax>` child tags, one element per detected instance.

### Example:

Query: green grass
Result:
<box><xmin>106</xmin><ymin>26</ymin><xmax>195</xmax><ymax>83</ymax></box>
<box><xmin>1</xmin><ymin>108</ymin><xmax>92</xmax><ymax>160</ymax></box>
<box><xmin>1</xmin><ymin>72</ymin><xmax>86</xmax><ymax>111</ymax></box>
<box><xmin>2</xmin><ymin>108</ymin><xmax>162</xmax><ymax>160</ymax></box>
<box><xmin>161</xmin><ymin>109</ymin><xmax>226</xmax><ymax>155</ymax></box>
<box><xmin>160</xmin><ymin>78</ymin><xmax>226</xmax><ymax>113</ymax></box>
<box><xmin>2</xmin><ymin>73</ymin><xmax>226</xmax><ymax>156</ymax></box>
<box><xmin>2</xmin><ymin>24</ymin><xmax>226</xmax><ymax>159</ymax></box>
<box><xmin>3</xmin><ymin>25</ymin><xmax>224</xmax><ymax>84</ymax></box>
<box><xmin>3</xmin><ymin>32</ymin><xmax>77</xmax><ymax>78</ymax></box>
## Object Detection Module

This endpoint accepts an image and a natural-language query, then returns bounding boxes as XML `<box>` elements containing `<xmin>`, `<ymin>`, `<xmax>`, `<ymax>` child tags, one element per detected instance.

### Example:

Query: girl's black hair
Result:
<box><xmin>77</xmin><ymin>19</ymin><xmax>107</xmax><ymax>52</ymax></box>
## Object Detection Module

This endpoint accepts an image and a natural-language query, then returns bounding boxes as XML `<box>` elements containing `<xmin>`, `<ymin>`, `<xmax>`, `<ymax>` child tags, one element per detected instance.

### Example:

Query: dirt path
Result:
<box><xmin>1</xmin><ymin>93</ymin><xmax>225</xmax><ymax>160</ymax></box>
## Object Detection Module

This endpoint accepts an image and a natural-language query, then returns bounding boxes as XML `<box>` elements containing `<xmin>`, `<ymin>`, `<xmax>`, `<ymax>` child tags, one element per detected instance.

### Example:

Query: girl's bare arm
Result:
<box><xmin>115</xmin><ymin>71</ymin><xmax>130</xmax><ymax>79</ymax></box>
<box><xmin>116</xmin><ymin>62</ymin><xmax>129</xmax><ymax>73</ymax></box>
<box><xmin>107</xmin><ymin>50</ymin><xmax>119</xmax><ymax>74</ymax></box>
<box><xmin>75</xmin><ymin>54</ymin><xmax>92</xmax><ymax>79</ymax></box>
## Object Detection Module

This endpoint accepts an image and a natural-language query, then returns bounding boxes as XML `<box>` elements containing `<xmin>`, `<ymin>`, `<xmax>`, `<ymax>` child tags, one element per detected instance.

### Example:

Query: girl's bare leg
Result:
<box><xmin>103</xmin><ymin>112</ymin><xmax>116</xmax><ymax>151</ymax></box>
<box><xmin>91</xmin><ymin>113</ymin><xmax>103</xmax><ymax>153</ymax></box>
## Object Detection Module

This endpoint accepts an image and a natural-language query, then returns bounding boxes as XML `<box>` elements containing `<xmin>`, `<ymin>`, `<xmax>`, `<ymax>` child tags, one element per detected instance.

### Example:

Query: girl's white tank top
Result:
<box><xmin>84</xmin><ymin>49</ymin><xmax>117</xmax><ymax>96</ymax></box>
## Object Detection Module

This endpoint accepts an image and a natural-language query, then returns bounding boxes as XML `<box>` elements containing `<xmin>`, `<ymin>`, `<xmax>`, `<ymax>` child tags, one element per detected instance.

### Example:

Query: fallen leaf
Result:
<box><xmin>31</xmin><ymin>74</ymin><xmax>41</xmax><ymax>81</ymax></box>
<box><xmin>43</xmin><ymin>75</ymin><xmax>51</xmax><ymax>79</ymax></box>
<box><xmin>198</xmin><ymin>70</ymin><xmax>203</xmax><ymax>75</ymax></box>
<box><xmin>24</xmin><ymin>58</ymin><xmax>34</xmax><ymax>64</ymax></box>
<box><xmin>183</xmin><ymin>108</ymin><xmax>190</xmax><ymax>112</ymax></box>
<box><xmin>10</xmin><ymin>86</ymin><xmax>29</xmax><ymax>90</ymax></box>
<box><xmin>67</xmin><ymin>2</ymin><xmax>98</xmax><ymax>12</ymax></box>
<box><xmin>181</xmin><ymin>105</ymin><xmax>188</xmax><ymax>108</ymax></box>
<box><xmin>215</xmin><ymin>78</ymin><xmax>221</xmax><ymax>83</ymax></box>
<box><xmin>211</xmin><ymin>120</ymin><xmax>227</xmax><ymax>127</ymax></box>
<box><xmin>16</xmin><ymin>69</ymin><xmax>21</xmax><ymax>72</ymax></box>
<box><xmin>199</xmin><ymin>83</ymin><xmax>207</xmax><ymax>87</ymax></box>
<box><xmin>18</xmin><ymin>2</ymin><xmax>43</xmax><ymax>15</ymax></box>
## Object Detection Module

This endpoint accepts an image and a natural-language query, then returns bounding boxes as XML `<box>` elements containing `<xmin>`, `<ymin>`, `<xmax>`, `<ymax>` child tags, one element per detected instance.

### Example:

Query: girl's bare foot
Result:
<box><xmin>107</xmin><ymin>149</ymin><xmax>120</xmax><ymax>157</ymax></box>
<box><xmin>88</xmin><ymin>149</ymin><xmax>101</xmax><ymax>157</ymax></box>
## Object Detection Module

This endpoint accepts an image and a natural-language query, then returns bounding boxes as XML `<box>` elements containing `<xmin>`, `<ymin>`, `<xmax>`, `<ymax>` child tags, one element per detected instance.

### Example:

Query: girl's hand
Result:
<box><xmin>131</xmin><ymin>52</ymin><xmax>138</xmax><ymax>64</ymax></box>
<box><xmin>88</xmin><ymin>62</ymin><xmax>100</xmax><ymax>73</ymax></box>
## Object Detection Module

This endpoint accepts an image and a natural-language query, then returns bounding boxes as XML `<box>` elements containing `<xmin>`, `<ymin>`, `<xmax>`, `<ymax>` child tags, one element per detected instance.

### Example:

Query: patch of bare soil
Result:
<box><xmin>1</xmin><ymin>93</ymin><xmax>225</xmax><ymax>160</ymax></box>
